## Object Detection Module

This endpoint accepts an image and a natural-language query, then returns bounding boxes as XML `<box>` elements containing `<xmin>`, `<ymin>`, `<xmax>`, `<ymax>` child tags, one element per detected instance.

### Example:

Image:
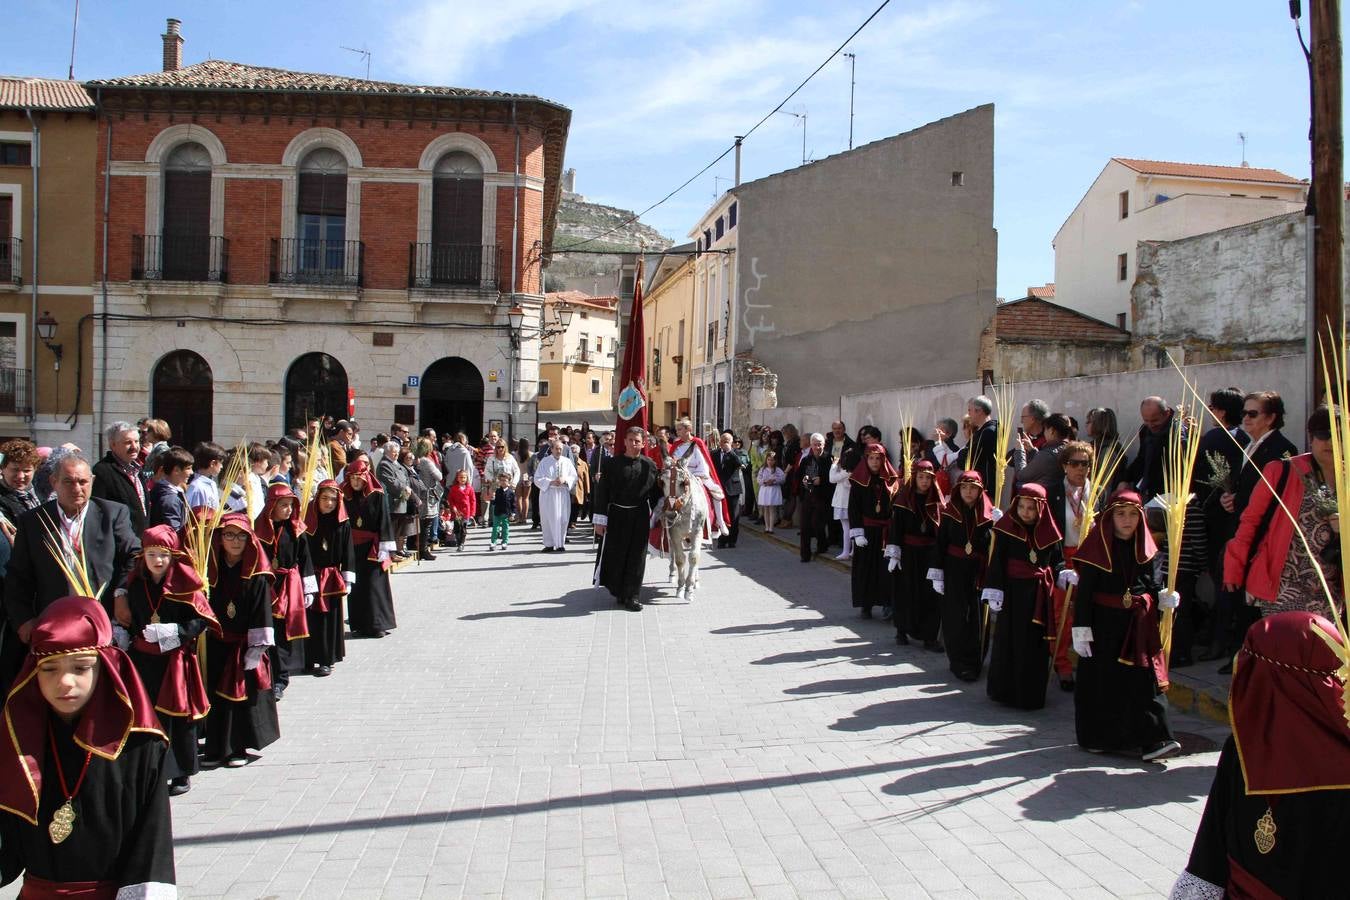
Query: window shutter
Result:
<box><xmin>432</xmin><ymin>176</ymin><xmax>484</xmax><ymax>246</ymax></box>
<box><xmin>298</xmin><ymin>173</ymin><xmax>347</xmax><ymax>217</ymax></box>
<box><xmin>163</xmin><ymin>171</ymin><xmax>210</xmax><ymax>235</ymax></box>
<box><xmin>0</xmin><ymin>196</ymin><xmax>11</xmax><ymax>239</ymax></box>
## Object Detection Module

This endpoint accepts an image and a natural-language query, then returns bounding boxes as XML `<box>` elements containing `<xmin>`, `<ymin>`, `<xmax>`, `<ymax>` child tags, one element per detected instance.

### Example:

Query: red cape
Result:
<box><xmin>670</xmin><ymin>436</ymin><xmax>732</xmax><ymax>524</ymax></box>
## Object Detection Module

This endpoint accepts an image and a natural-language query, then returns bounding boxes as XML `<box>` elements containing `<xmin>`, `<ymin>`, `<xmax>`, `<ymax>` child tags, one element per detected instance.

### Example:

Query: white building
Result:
<box><xmin>1053</xmin><ymin>158</ymin><xmax>1306</xmax><ymax>328</ymax></box>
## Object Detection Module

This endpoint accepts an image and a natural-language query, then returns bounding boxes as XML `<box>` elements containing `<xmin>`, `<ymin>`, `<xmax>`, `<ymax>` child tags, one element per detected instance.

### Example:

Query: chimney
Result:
<box><xmin>162</xmin><ymin>18</ymin><xmax>183</xmax><ymax>72</ymax></box>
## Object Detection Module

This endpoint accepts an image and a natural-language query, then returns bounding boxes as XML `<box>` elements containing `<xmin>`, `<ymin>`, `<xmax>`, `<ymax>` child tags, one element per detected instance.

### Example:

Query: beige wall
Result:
<box><xmin>0</xmin><ymin>110</ymin><xmax>97</xmax><ymax>445</ymax></box>
<box><xmin>730</xmin><ymin>104</ymin><xmax>997</xmax><ymax>432</ymax></box>
<box><xmin>644</xmin><ymin>256</ymin><xmax>694</xmax><ymax>427</ymax></box>
<box><xmin>537</xmin><ymin>299</ymin><xmax>617</xmax><ymax>413</ymax></box>
<box><xmin>1054</xmin><ymin>160</ymin><xmax>1305</xmax><ymax>328</ymax></box>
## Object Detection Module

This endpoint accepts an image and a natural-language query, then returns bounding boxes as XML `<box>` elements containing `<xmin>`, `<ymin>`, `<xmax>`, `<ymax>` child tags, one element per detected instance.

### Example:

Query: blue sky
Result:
<box><xmin>5</xmin><ymin>0</ymin><xmax>1333</xmax><ymax>300</ymax></box>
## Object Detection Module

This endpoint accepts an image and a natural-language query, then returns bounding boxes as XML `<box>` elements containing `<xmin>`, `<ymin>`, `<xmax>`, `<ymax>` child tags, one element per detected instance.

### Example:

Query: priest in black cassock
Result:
<box><xmin>593</xmin><ymin>427</ymin><xmax>661</xmax><ymax>611</ymax></box>
<box><xmin>0</xmin><ymin>595</ymin><xmax>176</xmax><ymax>897</ymax></box>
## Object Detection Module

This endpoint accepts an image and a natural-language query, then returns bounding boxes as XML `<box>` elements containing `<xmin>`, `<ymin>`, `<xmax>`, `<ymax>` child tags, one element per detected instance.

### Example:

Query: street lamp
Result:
<box><xmin>36</xmin><ymin>310</ymin><xmax>62</xmax><ymax>370</ymax></box>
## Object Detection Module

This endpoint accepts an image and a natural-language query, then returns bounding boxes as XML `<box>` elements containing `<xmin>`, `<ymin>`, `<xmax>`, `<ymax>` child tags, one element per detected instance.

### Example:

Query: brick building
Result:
<box><xmin>85</xmin><ymin>19</ymin><xmax>569</xmax><ymax>449</ymax></box>
<box><xmin>978</xmin><ymin>295</ymin><xmax>1131</xmax><ymax>383</ymax></box>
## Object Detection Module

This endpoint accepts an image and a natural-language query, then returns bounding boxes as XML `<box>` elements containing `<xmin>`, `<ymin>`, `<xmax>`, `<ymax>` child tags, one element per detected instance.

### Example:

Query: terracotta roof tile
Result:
<box><xmin>86</xmin><ymin>60</ymin><xmax>563</xmax><ymax>107</ymax></box>
<box><xmin>1026</xmin><ymin>283</ymin><xmax>1055</xmax><ymax>299</ymax></box>
<box><xmin>546</xmin><ymin>291</ymin><xmax>617</xmax><ymax>311</ymax></box>
<box><xmin>996</xmin><ymin>297</ymin><xmax>1128</xmax><ymax>343</ymax></box>
<box><xmin>0</xmin><ymin>76</ymin><xmax>95</xmax><ymax>111</ymax></box>
<box><xmin>1113</xmin><ymin>157</ymin><xmax>1301</xmax><ymax>185</ymax></box>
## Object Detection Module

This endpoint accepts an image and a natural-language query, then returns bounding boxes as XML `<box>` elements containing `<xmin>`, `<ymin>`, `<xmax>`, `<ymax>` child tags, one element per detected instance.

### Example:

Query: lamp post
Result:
<box><xmin>36</xmin><ymin>310</ymin><xmax>62</xmax><ymax>370</ymax></box>
<box><xmin>506</xmin><ymin>303</ymin><xmax>574</xmax><ymax>439</ymax></box>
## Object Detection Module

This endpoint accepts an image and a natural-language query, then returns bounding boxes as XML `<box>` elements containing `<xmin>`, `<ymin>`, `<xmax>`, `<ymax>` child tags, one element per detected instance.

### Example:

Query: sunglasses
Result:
<box><xmin>1242</xmin><ymin>409</ymin><xmax>1263</xmax><ymax>419</ymax></box>
<box><xmin>1064</xmin><ymin>459</ymin><xmax>1090</xmax><ymax>468</ymax></box>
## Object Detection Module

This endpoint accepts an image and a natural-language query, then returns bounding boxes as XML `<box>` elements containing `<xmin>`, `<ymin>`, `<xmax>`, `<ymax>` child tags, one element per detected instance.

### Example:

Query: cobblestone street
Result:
<box><xmin>160</xmin><ymin>524</ymin><xmax>1225</xmax><ymax>899</ymax></box>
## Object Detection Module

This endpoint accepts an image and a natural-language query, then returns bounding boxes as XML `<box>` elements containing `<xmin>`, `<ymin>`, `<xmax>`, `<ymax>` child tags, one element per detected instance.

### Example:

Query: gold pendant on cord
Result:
<box><xmin>150</xmin><ymin>613</ymin><xmax>161</xmax><ymax>624</ymax></box>
<box><xmin>965</xmin><ymin>542</ymin><xmax>973</xmax><ymax>555</ymax></box>
<box><xmin>1254</xmin><ymin>806</ymin><xmax>1277</xmax><ymax>854</ymax></box>
<box><xmin>322</xmin><ymin>539</ymin><xmax>329</xmax><ymax>552</ymax></box>
<box><xmin>226</xmin><ymin>601</ymin><xmax>237</xmax><ymax>619</ymax></box>
<box><xmin>1122</xmin><ymin>592</ymin><xmax>1133</xmax><ymax>609</ymax></box>
<box><xmin>875</xmin><ymin>502</ymin><xmax>881</xmax><ymax>514</ymax></box>
<box><xmin>1028</xmin><ymin>549</ymin><xmax>1038</xmax><ymax>564</ymax></box>
<box><xmin>48</xmin><ymin>799</ymin><xmax>75</xmax><ymax>844</ymax></box>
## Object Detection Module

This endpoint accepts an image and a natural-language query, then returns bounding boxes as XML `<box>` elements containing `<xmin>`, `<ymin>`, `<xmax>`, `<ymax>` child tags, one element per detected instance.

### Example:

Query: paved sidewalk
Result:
<box><xmin>155</xmin><ymin>522</ymin><xmax>1223</xmax><ymax>898</ymax></box>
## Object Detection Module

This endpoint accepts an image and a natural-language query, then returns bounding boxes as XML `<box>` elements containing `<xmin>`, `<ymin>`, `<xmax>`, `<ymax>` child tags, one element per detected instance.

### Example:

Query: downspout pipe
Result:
<box><xmin>510</xmin><ymin>101</ymin><xmax>521</xmax><ymax>439</ymax></box>
<box><xmin>97</xmin><ymin>90</ymin><xmax>110</xmax><ymax>454</ymax></box>
<box><xmin>23</xmin><ymin>109</ymin><xmax>39</xmax><ymax>431</ymax></box>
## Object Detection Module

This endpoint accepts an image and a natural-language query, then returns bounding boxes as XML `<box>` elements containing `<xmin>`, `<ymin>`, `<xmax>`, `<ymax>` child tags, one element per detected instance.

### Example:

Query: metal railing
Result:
<box><xmin>270</xmin><ymin>238</ymin><xmax>365</xmax><ymax>287</ymax></box>
<box><xmin>408</xmin><ymin>242</ymin><xmax>498</xmax><ymax>289</ymax></box>
<box><xmin>0</xmin><ymin>237</ymin><xmax>20</xmax><ymax>285</ymax></box>
<box><xmin>0</xmin><ymin>366</ymin><xmax>29</xmax><ymax>416</ymax></box>
<box><xmin>132</xmin><ymin>234</ymin><xmax>229</xmax><ymax>282</ymax></box>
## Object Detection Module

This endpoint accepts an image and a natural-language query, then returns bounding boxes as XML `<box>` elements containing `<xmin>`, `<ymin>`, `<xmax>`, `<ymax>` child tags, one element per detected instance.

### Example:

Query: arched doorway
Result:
<box><xmin>285</xmin><ymin>353</ymin><xmax>348</xmax><ymax>432</ymax></box>
<box><xmin>152</xmin><ymin>350</ymin><xmax>213</xmax><ymax>449</ymax></box>
<box><xmin>419</xmin><ymin>357</ymin><xmax>483</xmax><ymax>443</ymax></box>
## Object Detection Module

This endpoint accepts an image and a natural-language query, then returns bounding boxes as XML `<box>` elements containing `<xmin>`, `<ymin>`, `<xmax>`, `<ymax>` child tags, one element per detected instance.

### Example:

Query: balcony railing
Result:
<box><xmin>271</xmin><ymin>238</ymin><xmax>364</xmax><ymax>287</ymax></box>
<box><xmin>0</xmin><ymin>366</ymin><xmax>30</xmax><ymax>416</ymax></box>
<box><xmin>0</xmin><ymin>237</ymin><xmax>20</xmax><ymax>285</ymax></box>
<box><xmin>132</xmin><ymin>234</ymin><xmax>229</xmax><ymax>283</ymax></box>
<box><xmin>408</xmin><ymin>242</ymin><xmax>498</xmax><ymax>289</ymax></box>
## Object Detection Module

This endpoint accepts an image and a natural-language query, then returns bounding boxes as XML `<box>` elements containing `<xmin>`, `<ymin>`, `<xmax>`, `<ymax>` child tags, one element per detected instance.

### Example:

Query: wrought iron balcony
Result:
<box><xmin>408</xmin><ymin>242</ymin><xmax>498</xmax><ymax>289</ymax></box>
<box><xmin>270</xmin><ymin>238</ymin><xmax>365</xmax><ymax>287</ymax></box>
<box><xmin>132</xmin><ymin>234</ymin><xmax>228</xmax><ymax>282</ymax></box>
<box><xmin>0</xmin><ymin>237</ymin><xmax>20</xmax><ymax>285</ymax></box>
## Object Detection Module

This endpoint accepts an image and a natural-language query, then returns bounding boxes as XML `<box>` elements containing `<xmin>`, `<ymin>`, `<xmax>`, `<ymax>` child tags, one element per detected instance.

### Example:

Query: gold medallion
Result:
<box><xmin>1028</xmin><ymin>549</ymin><xmax>1038</xmax><ymax>564</ymax></box>
<box><xmin>322</xmin><ymin>539</ymin><xmax>329</xmax><ymax>552</ymax></box>
<box><xmin>226</xmin><ymin>601</ymin><xmax>237</xmax><ymax>619</ymax></box>
<box><xmin>875</xmin><ymin>501</ymin><xmax>881</xmax><ymax>514</ymax></box>
<box><xmin>1254</xmin><ymin>806</ymin><xmax>1277</xmax><ymax>855</ymax></box>
<box><xmin>965</xmin><ymin>542</ymin><xmax>973</xmax><ymax>555</ymax></box>
<box><xmin>150</xmin><ymin>613</ymin><xmax>161</xmax><ymax>625</ymax></box>
<box><xmin>48</xmin><ymin>799</ymin><xmax>75</xmax><ymax>844</ymax></box>
<box><xmin>1122</xmin><ymin>593</ymin><xmax>1133</xmax><ymax>609</ymax></box>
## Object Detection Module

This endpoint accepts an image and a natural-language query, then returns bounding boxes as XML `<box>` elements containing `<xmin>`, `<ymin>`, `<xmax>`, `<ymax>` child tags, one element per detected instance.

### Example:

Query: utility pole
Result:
<box><xmin>1300</xmin><ymin>0</ymin><xmax>1344</xmax><ymax>407</ymax></box>
<box><xmin>844</xmin><ymin>52</ymin><xmax>856</xmax><ymax>150</ymax></box>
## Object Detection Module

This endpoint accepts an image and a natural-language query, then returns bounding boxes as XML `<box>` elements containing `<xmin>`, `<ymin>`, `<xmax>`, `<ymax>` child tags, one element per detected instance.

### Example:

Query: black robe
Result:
<box><xmin>933</xmin><ymin>512</ymin><xmax>991</xmax><ymax>680</ymax></box>
<box><xmin>592</xmin><ymin>454</ymin><xmax>660</xmax><ymax>602</ymax></box>
<box><xmin>204</xmin><ymin>561</ymin><xmax>280</xmax><ymax>760</ymax></box>
<box><xmin>258</xmin><ymin>523</ymin><xmax>314</xmax><ymax>674</ymax></box>
<box><xmin>0</xmin><ymin>715</ymin><xmax>175</xmax><ymax>893</ymax></box>
<box><xmin>1073</xmin><ymin>539</ymin><xmax>1174</xmax><ymax>753</ymax></box>
<box><xmin>889</xmin><ymin>495</ymin><xmax>940</xmax><ymax>641</ymax></box>
<box><xmin>346</xmin><ymin>490</ymin><xmax>397</xmax><ymax>636</ymax></box>
<box><xmin>847</xmin><ymin>476</ymin><xmax>893</xmax><ymax>610</ymax></box>
<box><xmin>986</xmin><ymin>531</ymin><xmax>1061</xmax><ymax>710</ymax></box>
<box><xmin>305</xmin><ymin>514</ymin><xmax>355</xmax><ymax>667</ymax></box>
<box><xmin>1181</xmin><ymin>736</ymin><xmax>1350</xmax><ymax>897</ymax></box>
<box><xmin>125</xmin><ymin>577</ymin><xmax>211</xmax><ymax>779</ymax></box>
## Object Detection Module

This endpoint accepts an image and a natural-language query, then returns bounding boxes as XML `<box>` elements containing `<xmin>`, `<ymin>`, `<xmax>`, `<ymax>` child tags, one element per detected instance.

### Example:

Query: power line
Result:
<box><xmin>551</xmin><ymin>0</ymin><xmax>892</xmax><ymax>255</ymax></box>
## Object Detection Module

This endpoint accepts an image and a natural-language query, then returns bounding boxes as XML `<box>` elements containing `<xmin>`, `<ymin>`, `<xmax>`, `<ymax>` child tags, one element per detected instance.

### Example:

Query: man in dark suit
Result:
<box><xmin>960</xmin><ymin>395</ymin><xmax>999</xmax><ymax>500</ymax></box>
<box><xmin>90</xmin><ymin>420</ymin><xmax>148</xmax><ymax>534</ymax></box>
<box><xmin>794</xmin><ymin>433</ymin><xmax>834</xmax><ymax>562</ymax></box>
<box><xmin>710</xmin><ymin>431</ymin><xmax>747</xmax><ymax>548</ymax></box>
<box><xmin>1120</xmin><ymin>397</ymin><xmax>1181</xmax><ymax>502</ymax></box>
<box><xmin>4</xmin><ymin>454</ymin><xmax>141</xmax><ymax>652</ymax></box>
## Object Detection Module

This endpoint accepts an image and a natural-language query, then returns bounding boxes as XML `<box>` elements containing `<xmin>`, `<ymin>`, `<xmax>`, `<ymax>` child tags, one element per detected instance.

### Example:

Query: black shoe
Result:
<box><xmin>420</xmin><ymin>550</ymin><xmax>436</xmax><ymax>561</ymax></box>
<box><xmin>1217</xmin><ymin>660</ymin><xmax>1233</xmax><ymax>675</ymax></box>
<box><xmin>801</xmin><ymin>556</ymin><xmax>811</xmax><ymax>563</ymax></box>
<box><xmin>896</xmin><ymin>633</ymin><xmax>910</xmax><ymax>646</ymax></box>
<box><xmin>956</xmin><ymin>670</ymin><xmax>979</xmax><ymax>683</ymax></box>
<box><xmin>860</xmin><ymin>607</ymin><xmax>873</xmax><ymax>619</ymax></box>
<box><xmin>1142</xmin><ymin>739</ymin><xmax>1182</xmax><ymax>762</ymax></box>
<box><xmin>1059</xmin><ymin>678</ymin><xmax>1076</xmax><ymax>692</ymax></box>
<box><xmin>880</xmin><ymin>606</ymin><xmax>893</xmax><ymax>621</ymax></box>
<box><xmin>541</xmin><ymin>547</ymin><xmax>554</xmax><ymax>553</ymax></box>
<box><xmin>169</xmin><ymin>776</ymin><xmax>191</xmax><ymax>796</ymax></box>
<box><xmin>621</xmin><ymin>598</ymin><xmax>642</xmax><ymax>612</ymax></box>
<box><xmin>1196</xmin><ymin>647</ymin><xmax>1227</xmax><ymax>662</ymax></box>
<box><xmin>530</xmin><ymin>524</ymin><xmax>540</xmax><ymax>531</ymax></box>
<box><xmin>271</xmin><ymin>684</ymin><xmax>286</xmax><ymax>701</ymax></box>
<box><xmin>315</xmin><ymin>665</ymin><xmax>332</xmax><ymax>677</ymax></box>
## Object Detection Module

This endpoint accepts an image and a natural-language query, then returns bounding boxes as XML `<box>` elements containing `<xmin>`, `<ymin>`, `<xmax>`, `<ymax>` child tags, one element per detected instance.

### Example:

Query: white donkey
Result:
<box><xmin>660</xmin><ymin>456</ymin><xmax>708</xmax><ymax>600</ymax></box>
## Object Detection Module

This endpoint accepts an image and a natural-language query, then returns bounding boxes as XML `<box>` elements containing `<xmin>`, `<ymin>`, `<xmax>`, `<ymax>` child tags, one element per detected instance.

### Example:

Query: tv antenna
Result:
<box><xmin>1238</xmin><ymin>131</ymin><xmax>1248</xmax><ymax>166</ymax></box>
<box><xmin>341</xmin><ymin>45</ymin><xmax>372</xmax><ymax>80</ymax></box>
<box><xmin>713</xmin><ymin>175</ymin><xmax>731</xmax><ymax>198</ymax></box>
<box><xmin>775</xmin><ymin>108</ymin><xmax>808</xmax><ymax>166</ymax></box>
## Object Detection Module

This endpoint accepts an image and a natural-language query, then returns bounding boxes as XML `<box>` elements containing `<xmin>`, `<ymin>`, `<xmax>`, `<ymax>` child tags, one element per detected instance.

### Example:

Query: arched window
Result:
<box><xmin>284</xmin><ymin>353</ymin><xmax>348</xmax><ymax>432</ymax></box>
<box><xmin>152</xmin><ymin>350</ymin><xmax>213</xmax><ymax>450</ymax></box>
<box><xmin>161</xmin><ymin>142</ymin><xmax>211</xmax><ymax>280</ymax></box>
<box><xmin>419</xmin><ymin>357</ymin><xmax>483</xmax><ymax>443</ymax></box>
<box><xmin>430</xmin><ymin>151</ymin><xmax>484</xmax><ymax>285</ymax></box>
<box><xmin>297</xmin><ymin>148</ymin><xmax>348</xmax><ymax>282</ymax></box>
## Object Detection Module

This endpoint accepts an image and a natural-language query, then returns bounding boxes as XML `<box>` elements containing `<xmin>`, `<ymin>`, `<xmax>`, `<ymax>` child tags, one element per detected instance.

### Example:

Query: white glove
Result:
<box><xmin>981</xmin><ymin>588</ymin><xmax>1003</xmax><ymax>612</ymax></box>
<box><xmin>853</xmin><ymin>535</ymin><xmax>869</xmax><ymax>549</ymax></box>
<box><xmin>244</xmin><ymin>645</ymin><xmax>266</xmax><ymax>671</ymax></box>
<box><xmin>1072</xmin><ymin>626</ymin><xmax>1093</xmax><ymax>658</ymax></box>
<box><xmin>377</xmin><ymin>549</ymin><xmax>391</xmax><ymax>563</ymax></box>
<box><xmin>304</xmin><ymin>593</ymin><xmax>316</xmax><ymax>609</ymax></box>
<box><xmin>931</xmin><ymin>578</ymin><xmax>945</xmax><ymax>596</ymax></box>
<box><xmin>883</xmin><ymin>544</ymin><xmax>901</xmax><ymax>560</ymax></box>
<box><xmin>111</xmin><ymin>624</ymin><xmax>132</xmax><ymax>651</ymax></box>
<box><xmin>1057</xmin><ymin>569</ymin><xmax>1079</xmax><ymax>589</ymax></box>
<box><xmin>887</xmin><ymin>557</ymin><xmax>900</xmax><ymax>573</ymax></box>
<box><xmin>990</xmin><ymin>508</ymin><xmax>1003</xmax><ymax>523</ymax></box>
<box><xmin>141</xmin><ymin>624</ymin><xmax>159</xmax><ymax>645</ymax></box>
<box><xmin>1159</xmin><ymin>589</ymin><xmax>1181</xmax><ymax>610</ymax></box>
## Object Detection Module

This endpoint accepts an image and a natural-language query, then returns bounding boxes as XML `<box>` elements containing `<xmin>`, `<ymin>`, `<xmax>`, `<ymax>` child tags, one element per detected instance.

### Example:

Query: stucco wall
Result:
<box><xmin>1132</xmin><ymin>204</ymin><xmax>1350</xmax><ymax>364</ymax></box>
<box><xmin>733</xmin><ymin>104</ymin><xmax>996</xmax><ymax>414</ymax></box>
<box><xmin>995</xmin><ymin>340</ymin><xmax>1131</xmax><ymax>383</ymax></box>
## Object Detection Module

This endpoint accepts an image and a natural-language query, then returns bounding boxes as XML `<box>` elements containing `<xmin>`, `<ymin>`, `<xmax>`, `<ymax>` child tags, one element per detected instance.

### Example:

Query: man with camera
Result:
<box><xmin>795</xmin><ymin>433</ymin><xmax>834</xmax><ymax>563</ymax></box>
